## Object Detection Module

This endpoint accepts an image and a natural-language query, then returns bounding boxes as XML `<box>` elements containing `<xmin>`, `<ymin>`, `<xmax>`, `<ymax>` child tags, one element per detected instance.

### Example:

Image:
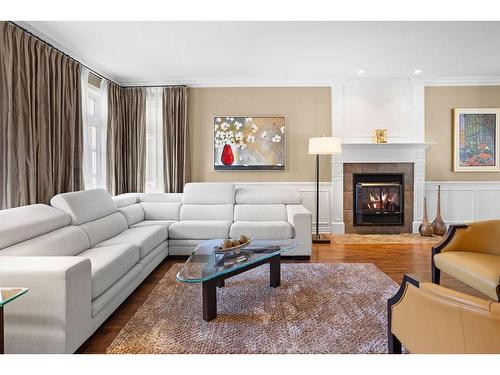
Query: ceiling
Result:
<box><xmin>20</xmin><ymin>21</ymin><xmax>500</xmax><ymax>86</ymax></box>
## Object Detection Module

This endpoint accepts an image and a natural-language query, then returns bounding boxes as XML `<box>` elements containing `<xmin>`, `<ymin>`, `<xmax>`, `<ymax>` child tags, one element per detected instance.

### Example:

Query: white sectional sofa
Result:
<box><xmin>0</xmin><ymin>182</ymin><xmax>311</xmax><ymax>353</ymax></box>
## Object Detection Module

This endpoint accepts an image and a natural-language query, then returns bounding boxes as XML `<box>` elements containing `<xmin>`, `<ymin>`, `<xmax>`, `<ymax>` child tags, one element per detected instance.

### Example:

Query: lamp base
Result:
<box><xmin>312</xmin><ymin>233</ymin><xmax>331</xmax><ymax>244</ymax></box>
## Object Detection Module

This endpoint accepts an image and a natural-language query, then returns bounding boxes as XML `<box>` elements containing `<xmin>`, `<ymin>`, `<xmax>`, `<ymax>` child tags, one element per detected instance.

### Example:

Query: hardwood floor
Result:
<box><xmin>77</xmin><ymin>236</ymin><xmax>485</xmax><ymax>353</ymax></box>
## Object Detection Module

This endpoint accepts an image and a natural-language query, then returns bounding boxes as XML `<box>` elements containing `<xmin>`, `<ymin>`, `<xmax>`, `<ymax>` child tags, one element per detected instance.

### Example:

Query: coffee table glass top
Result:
<box><xmin>0</xmin><ymin>288</ymin><xmax>28</xmax><ymax>307</ymax></box>
<box><xmin>176</xmin><ymin>239</ymin><xmax>297</xmax><ymax>283</ymax></box>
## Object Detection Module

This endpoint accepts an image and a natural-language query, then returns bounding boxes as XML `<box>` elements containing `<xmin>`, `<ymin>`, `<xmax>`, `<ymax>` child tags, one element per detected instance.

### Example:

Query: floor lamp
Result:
<box><xmin>308</xmin><ymin>136</ymin><xmax>342</xmax><ymax>244</ymax></box>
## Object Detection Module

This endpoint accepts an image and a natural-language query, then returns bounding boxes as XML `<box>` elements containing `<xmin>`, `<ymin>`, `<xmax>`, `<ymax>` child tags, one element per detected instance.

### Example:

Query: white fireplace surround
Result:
<box><xmin>331</xmin><ymin>142</ymin><xmax>431</xmax><ymax>234</ymax></box>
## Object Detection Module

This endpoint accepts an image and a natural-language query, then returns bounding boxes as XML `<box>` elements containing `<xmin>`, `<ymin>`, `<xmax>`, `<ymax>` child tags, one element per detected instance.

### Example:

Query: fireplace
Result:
<box><xmin>353</xmin><ymin>174</ymin><xmax>404</xmax><ymax>226</ymax></box>
<box><xmin>343</xmin><ymin>163</ymin><xmax>413</xmax><ymax>234</ymax></box>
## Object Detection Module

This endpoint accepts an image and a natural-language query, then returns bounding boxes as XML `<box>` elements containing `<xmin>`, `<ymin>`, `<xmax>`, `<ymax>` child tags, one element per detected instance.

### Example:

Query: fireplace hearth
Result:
<box><xmin>353</xmin><ymin>174</ymin><xmax>404</xmax><ymax>226</ymax></box>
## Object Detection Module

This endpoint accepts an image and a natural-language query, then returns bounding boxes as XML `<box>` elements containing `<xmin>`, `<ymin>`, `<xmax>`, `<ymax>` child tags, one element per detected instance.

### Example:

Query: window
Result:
<box><xmin>145</xmin><ymin>87</ymin><xmax>164</xmax><ymax>193</ymax></box>
<box><xmin>81</xmin><ymin>67</ymin><xmax>108</xmax><ymax>190</ymax></box>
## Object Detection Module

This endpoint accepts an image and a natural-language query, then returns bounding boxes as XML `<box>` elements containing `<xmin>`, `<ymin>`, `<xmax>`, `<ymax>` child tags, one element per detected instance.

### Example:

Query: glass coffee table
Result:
<box><xmin>177</xmin><ymin>239</ymin><xmax>297</xmax><ymax>321</ymax></box>
<box><xmin>1</xmin><ymin>288</ymin><xmax>28</xmax><ymax>354</ymax></box>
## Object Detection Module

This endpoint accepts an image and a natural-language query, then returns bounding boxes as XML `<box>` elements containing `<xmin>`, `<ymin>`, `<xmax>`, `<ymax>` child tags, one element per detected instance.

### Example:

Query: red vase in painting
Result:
<box><xmin>221</xmin><ymin>144</ymin><xmax>234</xmax><ymax>166</ymax></box>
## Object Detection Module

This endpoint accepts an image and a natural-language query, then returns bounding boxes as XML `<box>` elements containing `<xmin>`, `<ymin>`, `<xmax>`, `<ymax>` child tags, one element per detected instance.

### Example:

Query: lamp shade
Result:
<box><xmin>308</xmin><ymin>136</ymin><xmax>342</xmax><ymax>155</ymax></box>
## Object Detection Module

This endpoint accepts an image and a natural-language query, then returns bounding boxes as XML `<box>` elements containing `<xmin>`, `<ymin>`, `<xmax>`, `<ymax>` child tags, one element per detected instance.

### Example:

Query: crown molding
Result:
<box><xmin>415</xmin><ymin>76</ymin><xmax>500</xmax><ymax>86</ymax></box>
<box><xmin>119</xmin><ymin>78</ymin><xmax>336</xmax><ymax>88</ymax></box>
<box><xmin>115</xmin><ymin>76</ymin><xmax>500</xmax><ymax>89</ymax></box>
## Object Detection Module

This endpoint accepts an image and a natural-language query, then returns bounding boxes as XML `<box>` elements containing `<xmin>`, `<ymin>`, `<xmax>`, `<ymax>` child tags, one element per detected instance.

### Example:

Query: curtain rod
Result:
<box><xmin>8</xmin><ymin>21</ymin><xmax>188</xmax><ymax>90</ymax></box>
<box><xmin>125</xmin><ymin>84</ymin><xmax>188</xmax><ymax>88</ymax></box>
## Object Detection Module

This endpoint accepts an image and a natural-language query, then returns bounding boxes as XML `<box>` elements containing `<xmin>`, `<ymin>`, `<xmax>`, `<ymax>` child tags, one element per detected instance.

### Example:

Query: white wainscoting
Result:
<box><xmin>234</xmin><ymin>182</ymin><xmax>333</xmax><ymax>232</ymax></box>
<box><xmin>426</xmin><ymin>181</ymin><xmax>500</xmax><ymax>225</ymax></box>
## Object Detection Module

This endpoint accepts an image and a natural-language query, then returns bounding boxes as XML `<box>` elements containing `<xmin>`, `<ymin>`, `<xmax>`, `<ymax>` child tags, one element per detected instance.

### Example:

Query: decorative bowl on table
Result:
<box><xmin>214</xmin><ymin>235</ymin><xmax>254</xmax><ymax>254</ymax></box>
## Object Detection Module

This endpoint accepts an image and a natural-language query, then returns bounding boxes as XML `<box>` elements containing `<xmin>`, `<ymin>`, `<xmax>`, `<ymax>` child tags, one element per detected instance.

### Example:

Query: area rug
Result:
<box><xmin>107</xmin><ymin>263</ymin><xmax>399</xmax><ymax>354</ymax></box>
<box><xmin>330</xmin><ymin>233</ymin><xmax>441</xmax><ymax>244</ymax></box>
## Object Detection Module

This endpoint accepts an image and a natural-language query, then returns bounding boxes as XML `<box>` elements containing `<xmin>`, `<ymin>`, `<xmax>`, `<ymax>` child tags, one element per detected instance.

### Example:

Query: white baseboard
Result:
<box><xmin>330</xmin><ymin>222</ymin><xmax>345</xmax><ymax>234</ymax></box>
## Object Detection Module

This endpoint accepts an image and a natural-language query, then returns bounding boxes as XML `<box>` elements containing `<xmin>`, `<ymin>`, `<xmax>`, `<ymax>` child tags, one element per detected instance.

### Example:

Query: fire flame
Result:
<box><xmin>366</xmin><ymin>192</ymin><xmax>398</xmax><ymax>210</ymax></box>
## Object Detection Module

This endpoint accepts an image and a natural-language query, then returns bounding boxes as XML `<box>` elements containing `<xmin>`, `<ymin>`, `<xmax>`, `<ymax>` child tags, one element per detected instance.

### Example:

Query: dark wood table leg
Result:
<box><xmin>270</xmin><ymin>255</ymin><xmax>281</xmax><ymax>288</ymax></box>
<box><xmin>202</xmin><ymin>279</ymin><xmax>217</xmax><ymax>322</ymax></box>
<box><xmin>0</xmin><ymin>305</ymin><xmax>4</xmax><ymax>354</ymax></box>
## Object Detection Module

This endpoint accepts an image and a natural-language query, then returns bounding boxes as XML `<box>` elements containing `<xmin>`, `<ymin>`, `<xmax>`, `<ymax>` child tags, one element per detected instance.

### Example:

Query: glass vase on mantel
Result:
<box><xmin>419</xmin><ymin>196</ymin><xmax>434</xmax><ymax>237</ymax></box>
<box><xmin>431</xmin><ymin>185</ymin><xmax>447</xmax><ymax>236</ymax></box>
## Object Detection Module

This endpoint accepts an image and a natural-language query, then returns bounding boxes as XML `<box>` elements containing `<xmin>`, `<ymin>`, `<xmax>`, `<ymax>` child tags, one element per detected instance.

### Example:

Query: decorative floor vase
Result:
<box><xmin>419</xmin><ymin>197</ymin><xmax>434</xmax><ymax>237</ymax></box>
<box><xmin>432</xmin><ymin>185</ymin><xmax>447</xmax><ymax>236</ymax></box>
<box><xmin>221</xmin><ymin>144</ymin><xmax>234</xmax><ymax>166</ymax></box>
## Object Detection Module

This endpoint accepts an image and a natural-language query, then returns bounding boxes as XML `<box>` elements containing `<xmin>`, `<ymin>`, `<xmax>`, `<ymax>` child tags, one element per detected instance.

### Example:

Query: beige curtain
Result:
<box><xmin>163</xmin><ymin>86</ymin><xmax>189</xmax><ymax>193</ymax></box>
<box><xmin>107</xmin><ymin>84</ymin><xmax>146</xmax><ymax>195</ymax></box>
<box><xmin>0</xmin><ymin>22</ymin><xmax>83</xmax><ymax>209</ymax></box>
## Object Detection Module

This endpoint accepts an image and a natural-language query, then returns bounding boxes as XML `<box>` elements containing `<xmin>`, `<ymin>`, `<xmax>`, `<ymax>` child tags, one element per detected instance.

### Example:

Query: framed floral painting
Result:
<box><xmin>453</xmin><ymin>108</ymin><xmax>500</xmax><ymax>172</ymax></box>
<box><xmin>214</xmin><ymin>116</ymin><xmax>285</xmax><ymax>170</ymax></box>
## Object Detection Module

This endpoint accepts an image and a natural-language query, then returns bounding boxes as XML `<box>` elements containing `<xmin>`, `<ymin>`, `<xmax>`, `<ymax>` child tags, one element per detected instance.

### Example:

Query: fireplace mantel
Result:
<box><xmin>335</xmin><ymin>142</ymin><xmax>433</xmax><ymax>163</ymax></box>
<box><xmin>331</xmin><ymin>142</ymin><xmax>432</xmax><ymax>234</ymax></box>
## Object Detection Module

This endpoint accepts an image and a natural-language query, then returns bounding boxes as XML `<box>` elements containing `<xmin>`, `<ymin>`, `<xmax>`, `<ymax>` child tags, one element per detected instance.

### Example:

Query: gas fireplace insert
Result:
<box><xmin>353</xmin><ymin>173</ymin><xmax>404</xmax><ymax>226</ymax></box>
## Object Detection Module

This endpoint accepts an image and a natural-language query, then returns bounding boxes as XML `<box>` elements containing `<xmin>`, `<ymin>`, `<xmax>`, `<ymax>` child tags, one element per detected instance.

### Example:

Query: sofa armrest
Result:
<box><xmin>388</xmin><ymin>274</ymin><xmax>500</xmax><ymax>354</ymax></box>
<box><xmin>286</xmin><ymin>205</ymin><xmax>312</xmax><ymax>256</ymax></box>
<box><xmin>0</xmin><ymin>257</ymin><xmax>92</xmax><ymax>353</ymax></box>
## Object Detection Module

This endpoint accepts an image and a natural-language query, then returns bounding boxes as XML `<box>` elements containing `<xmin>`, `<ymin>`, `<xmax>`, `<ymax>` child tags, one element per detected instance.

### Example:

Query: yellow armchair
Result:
<box><xmin>432</xmin><ymin>221</ymin><xmax>500</xmax><ymax>301</ymax></box>
<box><xmin>388</xmin><ymin>275</ymin><xmax>500</xmax><ymax>353</ymax></box>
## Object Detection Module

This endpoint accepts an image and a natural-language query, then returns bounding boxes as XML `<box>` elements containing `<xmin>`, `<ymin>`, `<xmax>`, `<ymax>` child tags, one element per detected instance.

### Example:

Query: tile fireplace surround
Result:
<box><xmin>344</xmin><ymin>163</ymin><xmax>413</xmax><ymax>234</ymax></box>
<box><xmin>331</xmin><ymin>143</ymin><xmax>429</xmax><ymax>234</ymax></box>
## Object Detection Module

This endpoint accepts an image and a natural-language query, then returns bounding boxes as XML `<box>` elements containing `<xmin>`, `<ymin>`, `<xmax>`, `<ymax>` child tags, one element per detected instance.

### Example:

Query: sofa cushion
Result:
<box><xmin>79</xmin><ymin>212</ymin><xmax>128</xmax><ymax>247</ymax></box>
<box><xmin>0</xmin><ymin>204</ymin><xmax>71</xmax><ymax>249</ymax></box>
<box><xmin>113</xmin><ymin>193</ymin><xmax>142</xmax><ymax>208</ymax></box>
<box><xmin>180</xmin><ymin>204</ymin><xmax>233</xmax><ymax>221</ymax></box>
<box><xmin>235</xmin><ymin>187</ymin><xmax>302</xmax><ymax>204</ymax></box>
<box><xmin>51</xmin><ymin>189</ymin><xmax>117</xmax><ymax>225</ymax></box>
<box><xmin>182</xmin><ymin>183</ymin><xmax>235</xmax><ymax>204</ymax></box>
<box><xmin>140</xmin><ymin>193</ymin><xmax>183</xmax><ymax>202</ymax></box>
<box><xmin>131</xmin><ymin>220</ymin><xmax>176</xmax><ymax>229</ymax></box>
<box><xmin>118</xmin><ymin>204</ymin><xmax>145</xmax><ymax>226</ymax></box>
<box><xmin>95</xmin><ymin>225</ymin><xmax>167</xmax><ymax>258</ymax></box>
<box><xmin>78</xmin><ymin>244</ymin><xmax>139</xmax><ymax>299</ymax></box>
<box><xmin>234</xmin><ymin>204</ymin><xmax>287</xmax><ymax>221</ymax></box>
<box><xmin>0</xmin><ymin>226</ymin><xmax>90</xmax><ymax>256</ymax></box>
<box><xmin>140</xmin><ymin>202</ymin><xmax>181</xmax><ymax>220</ymax></box>
<box><xmin>230</xmin><ymin>221</ymin><xmax>294</xmax><ymax>240</ymax></box>
<box><xmin>169</xmin><ymin>221</ymin><xmax>232</xmax><ymax>239</ymax></box>
<box><xmin>434</xmin><ymin>251</ymin><xmax>500</xmax><ymax>300</ymax></box>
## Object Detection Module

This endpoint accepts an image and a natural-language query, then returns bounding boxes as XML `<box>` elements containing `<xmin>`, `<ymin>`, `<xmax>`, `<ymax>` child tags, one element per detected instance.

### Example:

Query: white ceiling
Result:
<box><xmin>20</xmin><ymin>21</ymin><xmax>500</xmax><ymax>86</ymax></box>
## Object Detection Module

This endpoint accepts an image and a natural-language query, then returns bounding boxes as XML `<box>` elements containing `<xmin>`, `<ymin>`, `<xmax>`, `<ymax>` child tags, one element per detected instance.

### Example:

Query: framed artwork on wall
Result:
<box><xmin>453</xmin><ymin>108</ymin><xmax>500</xmax><ymax>172</ymax></box>
<box><xmin>213</xmin><ymin>116</ymin><xmax>286</xmax><ymax>170</ymax></box>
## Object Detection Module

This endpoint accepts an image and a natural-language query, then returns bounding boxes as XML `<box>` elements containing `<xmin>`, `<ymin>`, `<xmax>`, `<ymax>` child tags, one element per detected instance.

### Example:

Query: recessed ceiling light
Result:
<box><xmin>413</xmin><ymin>69</ymin><xmax>422</xmax><ymax>74</ymax></box>
<box><xmin>357</xmin><ymin>69</ymin><xmax>365</xmax><ymax>75</ymax></box>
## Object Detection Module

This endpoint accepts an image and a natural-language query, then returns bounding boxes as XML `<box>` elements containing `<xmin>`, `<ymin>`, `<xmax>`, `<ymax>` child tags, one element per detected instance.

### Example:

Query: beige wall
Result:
<box><xmin>425</xmin><ymin>86</ymin><xmax>500</xmax><ymax>181</ymax></box>
<box><xmin>188</xmin><ymin>87</ymin><xmax>332</xmax><ymax>182</ymax></box>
